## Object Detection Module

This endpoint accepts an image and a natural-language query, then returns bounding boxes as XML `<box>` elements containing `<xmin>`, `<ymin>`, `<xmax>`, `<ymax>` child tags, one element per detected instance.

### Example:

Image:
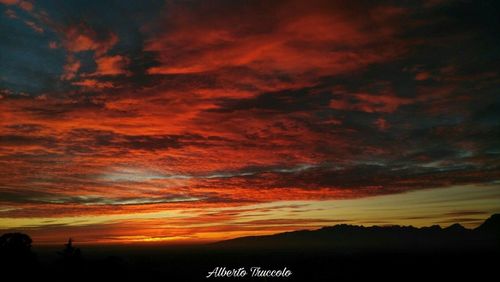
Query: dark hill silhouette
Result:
<box><xmin>212</xmin><ymin>214</ymin><xmax>500</xmax><ymax>251</ymax></box>
<box><xmin>476</xmin><ymin>213</ymin><xmax>500</xmax><ymax>234</ymax></box>
<box><xmin>444</xmin><ymin>223</ymin><xmax>467</xmax><ymax>232</ymax></box>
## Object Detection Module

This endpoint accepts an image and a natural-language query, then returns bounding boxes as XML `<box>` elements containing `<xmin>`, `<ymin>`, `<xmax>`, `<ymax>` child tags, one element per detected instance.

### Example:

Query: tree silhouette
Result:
<box><xmin>0</xmin><ymin>232</ymin><xmax>37</xmax><ymax>269</ymax></box>
<box><xmin>58</xmin><ymin>238</ymin><xmax>83</xmax><ymax>267</ymax></box>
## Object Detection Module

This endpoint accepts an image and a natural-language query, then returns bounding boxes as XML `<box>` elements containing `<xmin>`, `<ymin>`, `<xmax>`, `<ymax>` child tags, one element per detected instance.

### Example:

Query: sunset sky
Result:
<box><xmin>1</xmin><ymin>0</ymin><xmax>499</xmax><ymax>244</ymax></box>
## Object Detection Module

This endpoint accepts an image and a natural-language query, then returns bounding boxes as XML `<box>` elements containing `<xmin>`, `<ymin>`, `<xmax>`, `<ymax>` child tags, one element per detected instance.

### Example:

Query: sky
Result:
<box><xmin>0</xmin><ymin>0</ymin><xmax>499</xmax><ymax>244</ymax></box>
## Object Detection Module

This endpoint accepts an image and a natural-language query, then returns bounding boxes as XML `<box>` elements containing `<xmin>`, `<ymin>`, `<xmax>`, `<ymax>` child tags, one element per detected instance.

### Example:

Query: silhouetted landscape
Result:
<box><xmin>2</xmin><ymin>214</ymin><xmax>499</xmax><ymax>281</ymax></box>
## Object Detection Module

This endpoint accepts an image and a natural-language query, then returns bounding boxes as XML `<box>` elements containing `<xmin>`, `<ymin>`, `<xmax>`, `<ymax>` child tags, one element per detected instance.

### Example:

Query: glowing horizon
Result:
<box><xmin>2</xmin><ymin>184</ymin><xmax>499</xmax><ymax>245</ymax></box>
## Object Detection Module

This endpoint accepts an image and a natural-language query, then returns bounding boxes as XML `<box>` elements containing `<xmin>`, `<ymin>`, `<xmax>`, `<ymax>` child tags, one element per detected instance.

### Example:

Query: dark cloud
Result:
<box><xmin>209</xmin><ymin>87</ymin><xmax>330</xmax><ymax>113</ymax></box>
<box><xmin>0</xmin><ymin>134</ymin><xmax>56</xmax><ymax>147</ymax></box>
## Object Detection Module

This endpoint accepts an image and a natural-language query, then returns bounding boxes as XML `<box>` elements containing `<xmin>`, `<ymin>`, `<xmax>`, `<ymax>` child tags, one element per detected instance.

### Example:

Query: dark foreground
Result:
<box><xmin>7</xmin><ymin>245</ymin><xmax>500</xmax><ymax>282</ymax></box>
<box><xmin>29</xmin><ymin>243</ymin><xmax>500</xmax><ymax>281</ymax></box>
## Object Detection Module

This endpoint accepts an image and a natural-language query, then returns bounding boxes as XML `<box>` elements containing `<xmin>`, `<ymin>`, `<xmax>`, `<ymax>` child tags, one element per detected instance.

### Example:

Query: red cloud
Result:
<box><xmin>146</xmin><ymin>1</ymin><xmax>408</xmax><ymax>80</ymax></box>
<box><xmin>60</xmin><ymin>56</ymin><xmax>81</xmax><ymax>80</ymax></box>
<box><xmin>2</xmin><ymin>0</ymin><xmax>497</xmax><ymax>244</ymax></box>
<box><xmin>59</xmin><ymin>24</ymin><xmax>127</xmax><ymax>84</ymax></box>
<box><xmin>353</xmin><ymin>93</ymin><xmax>413</xmax><ymax>113</ymax></box>
<box><xmin>72</xmin><ymin>79</ymin><xmax>114</xmax><ymax>88</ymax></box>
<box><xmin>48</xmin><ymin>41</ymin><xmax>58</xmax><ymax>49</ymax></box>
<box><xmin>330</xmin><ymin>86</ymin><xmax>413</xmax><ymax>113</ymax></box>
<box><xmin>92</xmin><ymin>55</ymin><xmax>130</xmax><ymax>76</ymax></box>
<box><xmin>63</xmin><ymin>25</ymin><xmax>118</xmax><ymax>56</ymax></box>
<box><xmin>374</xmin><ymin>118</ymin><xmax>389</xmax><ymax>131</ymax></box>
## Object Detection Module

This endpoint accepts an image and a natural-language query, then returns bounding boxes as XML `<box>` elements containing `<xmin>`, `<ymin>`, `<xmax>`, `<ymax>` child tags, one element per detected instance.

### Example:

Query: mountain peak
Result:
<box><xmin>444</xmin><ymin>223</ymin><xmax>467</xmax><ymax>232</ymax></box>
<box><xmin>475</xmin><ymin>214</ymin><xmax>500</xmax><ymax>234</ymax></box>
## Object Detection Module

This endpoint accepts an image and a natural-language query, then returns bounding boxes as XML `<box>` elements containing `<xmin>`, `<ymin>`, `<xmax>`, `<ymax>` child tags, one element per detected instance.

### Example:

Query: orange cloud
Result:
<box><xmin>92</xmin><ymin>55</ymin><xmax>129</xmax><ymax>76</ymax></box>
<box><xmin>58</xmin><ymin>24</ymin><xmax>127</xmax><ymax>83</ymax></box>
<box><xmin>72</xmin><ymin>79</ymin><xmax>114</xmax><ymax>88</ymax></box>
<box><xmin>63</xmin><ymin>25</ymin><xmax>118</xmax><ymax>56</ymax></box>
<box><xmin>60</xmin><ymin>56</ymin><xmax>81</xmax><ymax>80</ymax></box>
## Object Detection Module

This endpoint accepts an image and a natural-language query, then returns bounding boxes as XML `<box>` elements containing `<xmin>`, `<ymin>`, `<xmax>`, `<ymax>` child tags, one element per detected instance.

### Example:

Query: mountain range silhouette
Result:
<box><xmin>212</xmin><ymin>213</ymin><xmax>500</xmax><ymax>251</ymax></box>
